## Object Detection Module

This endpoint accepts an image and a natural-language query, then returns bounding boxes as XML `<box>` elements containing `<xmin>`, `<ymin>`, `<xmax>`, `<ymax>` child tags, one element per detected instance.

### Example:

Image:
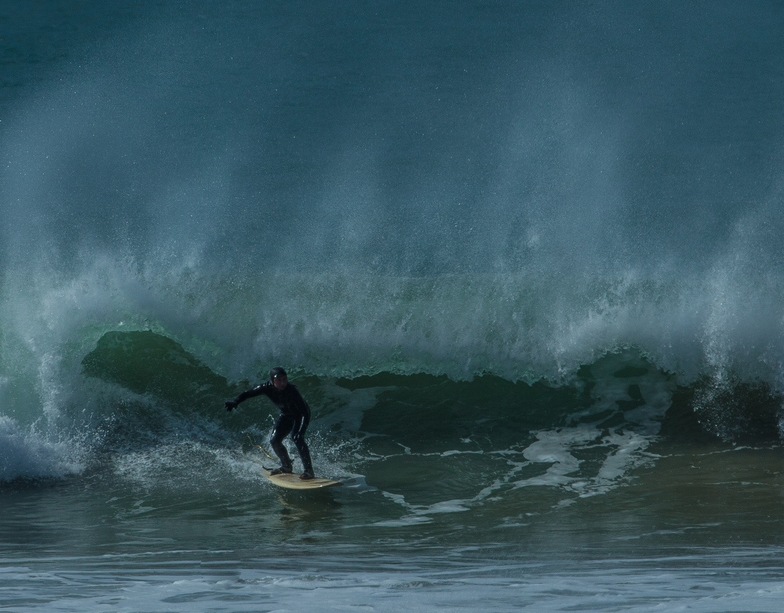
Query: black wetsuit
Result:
<box><xmin>231</xmin><ymin>381</ymin><xmax>314</xmax><ymax>475</ymax></box>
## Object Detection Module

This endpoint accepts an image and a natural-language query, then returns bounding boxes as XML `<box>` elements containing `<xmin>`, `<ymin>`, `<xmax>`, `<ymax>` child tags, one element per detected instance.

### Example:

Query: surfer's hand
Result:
<box><xmin>225</xmin><ymin>400</ymin><xmax>238</xmax><ymax>412</ymax></box>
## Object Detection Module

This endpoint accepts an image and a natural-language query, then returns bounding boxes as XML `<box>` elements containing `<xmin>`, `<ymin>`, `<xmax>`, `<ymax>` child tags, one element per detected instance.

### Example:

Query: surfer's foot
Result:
<box><xmin>270</xmin><ymin>467</ymin><xmax>292</xmax><ymax>476</ymax></box>
<box><xmin>300</xmin><ymin>471</ymin><xmax>315</xmax><ymax>480</ymax></box>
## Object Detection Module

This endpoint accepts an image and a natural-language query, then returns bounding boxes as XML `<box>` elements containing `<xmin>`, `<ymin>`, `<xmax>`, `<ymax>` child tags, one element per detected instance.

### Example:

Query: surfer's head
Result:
<box><xmin>270</xmin><ymin>367</ymin><xmax>288</xmax><ymax>389</ymax></box>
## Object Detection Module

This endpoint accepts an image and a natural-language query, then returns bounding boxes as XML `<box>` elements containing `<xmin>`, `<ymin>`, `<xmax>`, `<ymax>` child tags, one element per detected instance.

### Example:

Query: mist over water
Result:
<box><xmin>5</xmin><ymin>5</ymin><xmax>784</xmax><ymax>612</ymax></box>
<box><xmin>1</xmin><ymin>0</ymin><xmax>784</xmax><ymax>470</ymax></box>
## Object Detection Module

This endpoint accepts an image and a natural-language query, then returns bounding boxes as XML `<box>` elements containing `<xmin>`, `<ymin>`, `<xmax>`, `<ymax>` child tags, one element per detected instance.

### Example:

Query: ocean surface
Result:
<box><xmin>3</xmin><ymin>1</ymin><xmax>784</xmax><ymax>611</ymax></box>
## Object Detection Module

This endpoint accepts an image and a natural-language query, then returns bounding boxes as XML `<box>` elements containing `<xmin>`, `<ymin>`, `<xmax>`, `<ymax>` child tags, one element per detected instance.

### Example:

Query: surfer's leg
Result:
<box><xmin>270</xmin><ymin>415</ymin><xmax>294</xmax><ymax>473</ymax></box>
<box><xmin>291</xmin><ymin>415</ymin><xmax>314</xmax><ymax>479</ymax></box>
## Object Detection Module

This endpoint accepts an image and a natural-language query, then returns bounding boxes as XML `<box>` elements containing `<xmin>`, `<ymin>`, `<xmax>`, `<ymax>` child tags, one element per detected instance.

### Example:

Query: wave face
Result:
<box><xmin>2</xmin><ymin>1</ymin><xmax>784</xmax><ymax>481</ymax></box>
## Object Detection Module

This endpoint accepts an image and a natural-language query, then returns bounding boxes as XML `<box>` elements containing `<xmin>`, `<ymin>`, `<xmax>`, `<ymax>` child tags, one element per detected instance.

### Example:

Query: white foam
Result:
<box><xmin>0</xmin><ymin>416</ymin><xmax>84</xmax><ymax>481</ymax></box>
<box><xmin>6</xmin><ymin>552</ymin><xmax>784</xmax><ymax>613</ymax></box>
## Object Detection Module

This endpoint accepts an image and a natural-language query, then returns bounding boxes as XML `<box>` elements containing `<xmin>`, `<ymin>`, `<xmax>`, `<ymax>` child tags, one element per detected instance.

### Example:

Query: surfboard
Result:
<box><xmin>262</xmin><ymin>468</ymin><xmax>341</xmax><ymax>490</ymax></box>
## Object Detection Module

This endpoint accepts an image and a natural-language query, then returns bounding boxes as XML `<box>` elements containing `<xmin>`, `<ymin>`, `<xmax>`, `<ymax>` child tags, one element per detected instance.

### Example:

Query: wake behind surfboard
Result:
<box><xmin>262</xmin><ymin>468</ymin><xmax>341</xmax><ymax>490</ymax></box>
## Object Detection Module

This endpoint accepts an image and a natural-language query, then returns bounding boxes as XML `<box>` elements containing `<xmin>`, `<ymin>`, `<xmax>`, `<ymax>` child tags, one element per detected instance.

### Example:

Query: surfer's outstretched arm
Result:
<box><xmin>224</xmin><ymin>383</ymin><xmax>272</xmax><ymax>411</ymax></box>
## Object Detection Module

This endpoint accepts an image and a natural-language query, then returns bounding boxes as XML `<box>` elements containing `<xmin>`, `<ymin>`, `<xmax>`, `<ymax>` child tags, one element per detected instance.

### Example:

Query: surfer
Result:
<box><xmin>224</xmin><ymin>367</ymin><xmax>315</xmax><ymax>480</ymax></box>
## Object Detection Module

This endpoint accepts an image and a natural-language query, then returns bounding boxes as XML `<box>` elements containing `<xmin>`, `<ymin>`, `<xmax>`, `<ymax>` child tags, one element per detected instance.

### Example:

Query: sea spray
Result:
<box><xmin>2</xmin><ymin>0</ymin><xmax>784</xmax><ymax>478</ymax></box>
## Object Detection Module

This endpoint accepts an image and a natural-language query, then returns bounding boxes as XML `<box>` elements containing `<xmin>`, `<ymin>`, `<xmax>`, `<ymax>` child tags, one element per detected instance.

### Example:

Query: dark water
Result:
<box><xmin>3</xmin><ymin>1</ymin><xmax>784</xmax><ymax>611</ymax></box>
